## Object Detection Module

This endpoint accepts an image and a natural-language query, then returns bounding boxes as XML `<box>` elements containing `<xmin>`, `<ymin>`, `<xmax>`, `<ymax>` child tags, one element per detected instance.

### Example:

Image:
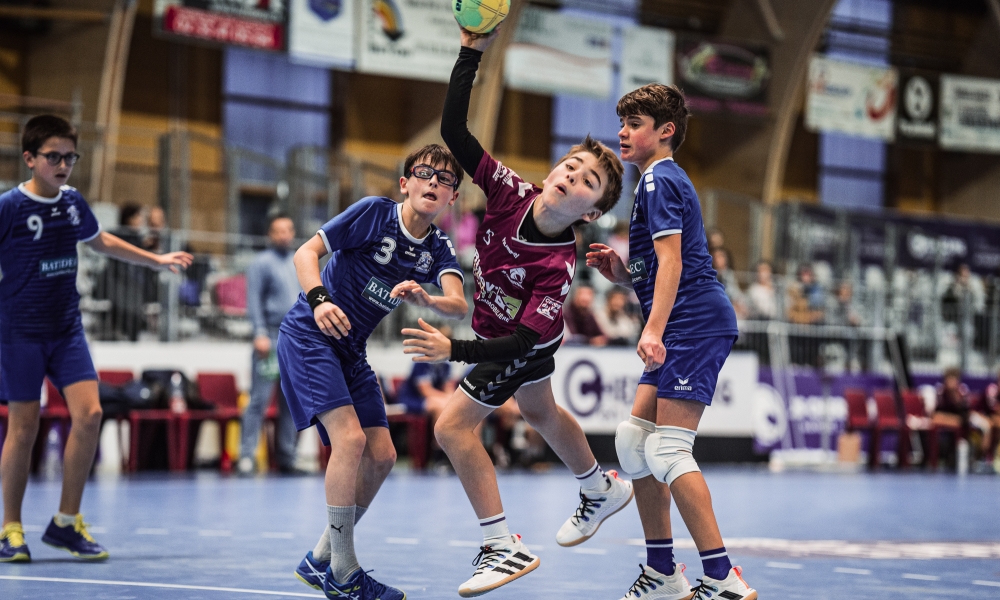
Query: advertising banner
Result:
<box><xmin>896</xmin><ymin>70</ymin><xmax>938</xmax><ymax>144</ymax></box>
<box><xmin>939</xmin><ymin>75</ymin><xmax>1000</xmax><ymax>154</ymax></box>
<box><xmin>356</xmin><ymin>0</ymin><xmax>460</xmax><ymax>83</ymax></box>
<box><xmin>289</xmin><ymin>0</ymin><xmax>355</xmax><ymax>67</ymax></box>
<box><xmin>504</xmin><ymin>6</ymin><xmax>613</xmax><ymax>98</ymax></box>
<box><xmin>550</xmin><ymin>348</ymin><xmax>759</xmax><ymax>437</ymax></box>
<box><xmin>806</xmin><ymin>55</ymin><xmax>898</xmax><ymax>141</ymax></box>
<box><xmin>674</xmin><ymin>35</ymin><xmax>770</xmax><ymax>116</ymax></box>
<box><xmin>620</xmin><ymin>26</ymin><xmax>674</xmax><ymax>96</ymax></box>
<box><xmin>154</xmin><ymin>0</ymin><xmax>287</xmax><ymax>51</ymax></box>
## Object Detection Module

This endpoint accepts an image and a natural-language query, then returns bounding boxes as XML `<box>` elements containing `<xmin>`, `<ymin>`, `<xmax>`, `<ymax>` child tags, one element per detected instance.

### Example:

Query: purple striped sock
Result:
<box><xmin>699</xmin><ymin>546</ymin><xmax>732</xmax><ymax>580</ymax></box>
<box><xmin>646</xmin><ymin>538</ymin><xmax>675</xmax><ymax>575</ymax></box>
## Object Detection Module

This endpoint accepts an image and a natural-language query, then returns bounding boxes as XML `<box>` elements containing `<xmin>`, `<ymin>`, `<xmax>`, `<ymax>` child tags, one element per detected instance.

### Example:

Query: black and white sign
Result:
<box><xmin>897</xmin><ymin>70</ymin><xmax>937</xmax><ymax>143</ymax></box>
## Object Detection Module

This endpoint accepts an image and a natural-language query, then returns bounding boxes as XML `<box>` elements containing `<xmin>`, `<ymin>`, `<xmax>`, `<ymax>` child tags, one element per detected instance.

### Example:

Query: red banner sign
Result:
<box><xmin>162</xmin><ymin>5</ymin><xmax>283</xmax><ymax>50</ymax></box>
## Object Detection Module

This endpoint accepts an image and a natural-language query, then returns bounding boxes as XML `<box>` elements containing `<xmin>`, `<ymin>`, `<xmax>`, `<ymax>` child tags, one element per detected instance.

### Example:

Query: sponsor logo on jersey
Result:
<box><xmin>536</xmin><ymin>296</ymin><xmax>563</xmax><ymax>320</ymax></box>
<box><xmin>415</xmin><ymin>251</ymin><xmax>434</xmax><ymax>274</ymax></box>
<box><xmin>492</xmin><ymin>161</ymin><xmax>514</xmax><ymax>188</ymax></box>
<box><xmin>39</xmin><ymin>256</ymin><xmax>78</xmax><ymax>278</ymax></box>
<box><xmin>501</xmin><ymin>295</ymin><xmax>522</xmax><ymax>319</ymax></box>
<box><xmin>560</xmin><ymin>281</ymin><xmax>571</xmax><ymax>296</ymax></box>
<box><xmin>483</xmin><ymin>229</ymin><xmax>494</xmax><ymax>245</ymax></box>
<box><xmin>67</xmin><ymin>205</ymin><xmax>81</xmax><ymax>226</ymax></box>
<box><xmin>674</xmin><ymin>377</ymin><xmax>693</xmax><ymax>392</ymax></box>
<box><xmin>629</xmin><ymin>256</ymin><xmax>648</xmax><ymax>283</ymax></box>
<box><xmin>505</xmin><ymin>267</ymin><xmax>526</xmax><ymax>288</ymax></box>
<box><xmin>473</xmin><ymin>253</ymin><xmax>522</xmax><ymax>322</ymax></box>
<box><xmin>517</xmin><ymin>181</ymin><xmax>533</xmax><ymax>198</ymax></box>
<box><xmin>502</xmin><ymin>237</ymin><xmax>519</xmax><ymax>258</ymax></box>
<box><xmin>362</xmin><ymin>276</ymin><xmax>402</xmax><ymax>312</ymax></box>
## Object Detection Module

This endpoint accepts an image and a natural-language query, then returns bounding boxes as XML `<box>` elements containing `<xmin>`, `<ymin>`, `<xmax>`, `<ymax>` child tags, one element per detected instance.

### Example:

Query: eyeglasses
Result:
<box><xmin>410</xmin><ymin>165</ymin><xmax>458</xmax><ymax>189</ymax></box>
<box><xmin>36</xmin><ymin>151</ymin><xmax>81</xmax><ymax>167</ymax></box>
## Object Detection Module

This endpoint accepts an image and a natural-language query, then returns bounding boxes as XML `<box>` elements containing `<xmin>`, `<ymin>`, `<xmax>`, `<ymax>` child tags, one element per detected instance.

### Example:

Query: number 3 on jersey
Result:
<box><xmin>27</xmin><ymin>214</ymin><xmax>43</xmax><ymax>240</ymax></box>
<box><xmin>374</xmin><ymin>236</ymin><xmax>395</xmax><ymax>264</ymax></box>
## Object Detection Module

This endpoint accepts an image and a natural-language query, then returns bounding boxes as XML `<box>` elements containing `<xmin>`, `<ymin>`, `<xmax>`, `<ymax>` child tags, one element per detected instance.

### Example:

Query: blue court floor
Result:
<box><xmin>1</xmin><ymin>467</ymin><xmax>999</xmax><ymax>599</ymax></box>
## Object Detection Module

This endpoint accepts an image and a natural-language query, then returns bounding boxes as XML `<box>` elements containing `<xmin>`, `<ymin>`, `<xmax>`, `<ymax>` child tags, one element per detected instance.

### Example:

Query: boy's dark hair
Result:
<box><xmin>403</xmin><ymin>144</ymin><xmax>464</xmax><ymax>189</ymax></box>
<box><xmin>555</xmin><ymin>135</ymin><xmax>624</xmax><ymax>216</ymax></box>
<box><xmin>22</xmin><ymin>114</ymin><xmax>78</xmax><ymax>155</ymax></box>
<box><xmin>616</xmin><ymin>84</ymin><xmax>691</xmax><ymax>152</ymax></box>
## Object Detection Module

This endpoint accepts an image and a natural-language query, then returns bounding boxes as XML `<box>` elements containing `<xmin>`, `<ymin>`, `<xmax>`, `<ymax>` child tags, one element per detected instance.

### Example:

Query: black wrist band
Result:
<box><xmin>307</xmin><ymin>286</ymin><xmax>333</xmax><ymax>311</ymax></box>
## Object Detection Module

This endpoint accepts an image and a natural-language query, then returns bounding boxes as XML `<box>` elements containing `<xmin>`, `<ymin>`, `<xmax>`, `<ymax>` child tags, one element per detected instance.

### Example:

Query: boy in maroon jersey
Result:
<box><xmin>400</xmin><ymin>27</ymin><xmax>630</xmax><ymax>598</ymax></box>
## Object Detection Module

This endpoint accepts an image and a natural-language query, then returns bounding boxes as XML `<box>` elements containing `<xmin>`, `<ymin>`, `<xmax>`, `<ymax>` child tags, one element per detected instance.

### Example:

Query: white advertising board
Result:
<box><xmin>806</xmin><ymin>55</ymin><xmax>898</xmax><ymax>141</ymax></box>
<box><xmin>620</xmin><ymin>26</ymin><xmax>674</xmax><ymax>96</ymax></box>
<box><xmin>356</xmin><ymin>0</ymin><xmax>460</xmax><ymax>83</ymax></box>
<box><xmin>289</xmin><ymin>0</ymin><xmax>355</xmax><ymax>67</ymax></box>
<box><xmin>504</xmin><ymin>6</ymin><xmax>613</xmax><ymax>98</ymax></box>
<box><xmin>939</xmin><ymin>75</ymin><xmax>1000</xmax><ymax>154</ymax></box>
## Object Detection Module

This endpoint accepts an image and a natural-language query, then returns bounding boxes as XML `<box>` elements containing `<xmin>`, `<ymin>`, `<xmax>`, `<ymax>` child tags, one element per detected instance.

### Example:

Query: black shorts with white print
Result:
<box><xmin>458</xmin><ymin>338</ymin><xmax>561</xmax><ymax>408</ymax></box>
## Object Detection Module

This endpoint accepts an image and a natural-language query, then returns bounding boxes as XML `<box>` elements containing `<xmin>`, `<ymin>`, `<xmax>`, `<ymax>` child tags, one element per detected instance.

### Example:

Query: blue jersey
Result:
<box><xmin>0</xmin><ymin>184</ymin><xmax>101</xmax><ymax>343</ymax></box>
<box><xmin>281</xmin><ymin>196</ymin><xmax>463</xmax><ymax>356</ymax></box>
<box><xmin>628</xmin><ymin>159</ymin><xmax>737</xmax><ymax>340</ymax></box>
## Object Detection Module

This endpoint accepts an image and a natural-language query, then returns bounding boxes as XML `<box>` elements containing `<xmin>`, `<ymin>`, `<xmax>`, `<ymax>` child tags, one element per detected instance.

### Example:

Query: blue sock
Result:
<box><xmin>700</xmin><ymin>546</ymin><xmax>732</xmax><ymax>580</ymax></box>
<box><xmin>646</xmin><ymin>538</ymin><xmax>675</xmax><ymax>575</ymax></box>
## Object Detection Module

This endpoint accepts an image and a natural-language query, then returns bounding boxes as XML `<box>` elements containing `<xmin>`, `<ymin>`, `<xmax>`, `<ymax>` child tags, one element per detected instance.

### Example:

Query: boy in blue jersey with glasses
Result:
<box><xmin>281</xmin><ymin>144</ymin><xmax>468</xmax><ymax>600</ymax></box>
<box><xmin>0</xmin><ymin>115</ymin><xmax>192</xmax><ymax>563</ymax></box>
<box><xmin>588</xmin><ymin>85</ymin><xmax>757</xmax><ymax>600</ymax></box>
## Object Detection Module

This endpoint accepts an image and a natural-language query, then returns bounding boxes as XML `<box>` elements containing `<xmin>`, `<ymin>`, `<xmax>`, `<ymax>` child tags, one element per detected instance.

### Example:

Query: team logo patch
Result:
<box><xmin>415</xmin><ymin>251</ymin><xmax>434</xmax><ymax>274</ymax></box>
<box><xmin>629</xmin><ymin>256</ymin><xmax>648</xmax><ymax>283</ymax></box>
<box><xmin>536</xmin><ymin>296</ymin><xmax>563</xmax><ymax>320</ymax></box>
<box><xmin>505</xmin><ymin>267</ymin><xmax>526</xmax><ymax>288</ymax></box>
<box><xmin>362</xmin><ymin>276</ymin><xmax>402</xmax><ymax>312</ymax></box>
<box><xmin>67</xmin><ymin>205</ymin><xmax>81</xmax><ymax>226</ymax></box>
<box><xmin>39</xmin><ymin>256</ymin><xmax>77</xmax><ymax>278</ymax></box>
<box><xmin>501</xmin><ymin>295</ymin><xmax>522</xmax><ymax>319</ymax></box>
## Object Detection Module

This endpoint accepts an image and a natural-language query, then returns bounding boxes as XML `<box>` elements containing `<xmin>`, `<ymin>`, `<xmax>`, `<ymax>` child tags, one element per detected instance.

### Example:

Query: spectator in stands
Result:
<box><xmin>933</xmin><ymin>367</ymin><xmax>993</xmax><ymax>461</ymax></box>
<box><xmin>563</xmin><ymin>285</ymin><xmax>608</xmax><ymax>346</ymax></box>
<box><xmin>986</xmin><ymin>370</ymin><xmax>1000</xmax><ymax>465</ymax></box>
<box><xmin>606</xmin><ymin>220</ymin><xmax>630</xmax><ymax>263</ymax></box>
<box><xmin>438</xmin><ymin>197</ymin><xmax>480</xmax><ymax>269</ymax></box>
<box><xmin>594</xmin><ymin>288</ymin><xmax>640</xmax><ymax>346</ymax></box>
<box><xmin>239</xmin><ymin>213</ymin><xmax>301</xmax><ymax>475</ymax></box>
<box><xmin>747</xmin><ymin>260</ymin><xmax>777</xmax><ymax>320</ymax></box>
<box><xmin>827</xmin><ymin>281</ymin><xmax>862</xmax><ymax>327</ymax></box>
<box><xmin>396</xmin><ymin>325</ymin><xmax>456</xmax><ymax>421</ymax></box>
<box><xmin>144</xmin><ymin>206</ymin><xmax>166</xmax><ymax>253</ymax></box>
<box><xmin>707</xmin><ymin>227</ymin><xmax>725</xmax><ymax>253</ymax></box>
<box><xmin>107</xmin><ymin>204</ymin><xmax>147</xmax><ymax>341</ymax></box>
<box><xmin>787</xmin><ymin>263</ymin><xmax>825</xmax><ymax>325</ymax></box>
<box><xmin>712</xmin><ymin>247</ymin><xmax>748</xmax><ymax>319</ymax></box>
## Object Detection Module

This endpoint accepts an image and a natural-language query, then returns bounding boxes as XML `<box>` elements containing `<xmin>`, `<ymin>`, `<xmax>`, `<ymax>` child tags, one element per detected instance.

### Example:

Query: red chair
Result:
<box><xmin>180</xmin><ymin>373</ymin><xmax>243</xmax><ymax>472</ymax></box>
<box><xmin>871</xmin><ymin>390</ymin><xmax>903</xmax><ymax>470</ymax></box>
<box><xmin>128</xmin><ymin>399</ymin><xmax>181</xmax><ymax>473</ymax></box>
<box><xmin>386</xmin><ymin>376</ymin><xmax>429</xmax><ymax>471</ymax></box>
<box><xmin>98</xmin><ymin>369</ymin><xmax>134</xmax><ymax>386</ymax></box>
<box><xmin>843</xmin><ymin>388</ymin><xmax>874</xmax><ymax>467</ymax></box>
<box><xmin>32</xmin><ymin>380</ymin><xmax>72</xmax><ymax>474</ymax></box>
<box><xmin>215</xmin><ymin>275</ymin><xmax>247</xmax><ymax>317</ymax></box>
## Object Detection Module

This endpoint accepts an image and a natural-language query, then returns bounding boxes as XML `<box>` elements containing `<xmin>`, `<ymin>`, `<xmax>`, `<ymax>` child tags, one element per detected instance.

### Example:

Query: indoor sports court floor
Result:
<box><xmin>2</xmin><ymin>468</ymin><xmax>999</xmax><ymax>599</ymax></box>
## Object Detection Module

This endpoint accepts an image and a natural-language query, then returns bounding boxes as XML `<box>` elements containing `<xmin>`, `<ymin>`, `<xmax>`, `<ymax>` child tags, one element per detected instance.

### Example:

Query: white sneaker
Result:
<box><xmin>457</xmin><ymin>534</ymin><xmax>539</xmax><ymax>598</ymax></box>
<box><xmin>236</xmin><ymin>457</ymin><xmax>255</xmax><ymax>475</ymax></box>
<box><xmin>691</xmin><ymin>566</ymin><xmax>757</xmax><ymax>600</ymax></box>
<box><xmin>556</xmin><ymin>470</ymin><xmax>634</xmax><ymax>546</ymax></box>
<box><xmin>619</xmin><ymin>563</ymin><xmax>694</xmax><ymax>600</ymax></box>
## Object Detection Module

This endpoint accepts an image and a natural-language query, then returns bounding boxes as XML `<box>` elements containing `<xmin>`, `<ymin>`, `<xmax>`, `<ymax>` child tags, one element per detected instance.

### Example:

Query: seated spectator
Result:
<box><xmin>395</xmin><ymin>326</ymin><xmax>456</xmax><ymax>421</ymax></box>
<box><xmin>747</xmin><ymin>260</ymin><xmax>777</xmax><ymax>320</ymax></box>
<box><xmin>984</xmin><ymin>370</ymin><xmax>1000</xmax><ymax>464</ymax></box>
<box><xmin>827</xmin><ymin>281</ymin><xmax>862</xmax><ymax>327</ymax></box>
<box><xmin>787</xmin><ymin>264</ymin><xmax>825</xmax><ymax>325</ymax></box>
<box><xmin>711</xmin><ymin>248</ymin><xmax>748</xmax><ymax>319</ymax></box>
<box><xmin>594</xmin><ymin>288</ymin><xmax>640</xmax><ymax>346</ymax></box>
<box><xmin>563</xmin><ymin>285</ymin><xmax>608</xmax><ymax>346</ymax></box>
<box><xmin>934</xmin><ymin>367</ymin><xmax>992</xmax><ymax>460</ymax></box>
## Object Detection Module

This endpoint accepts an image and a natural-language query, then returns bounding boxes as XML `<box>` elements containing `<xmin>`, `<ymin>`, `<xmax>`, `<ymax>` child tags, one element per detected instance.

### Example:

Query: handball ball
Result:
<box><xmin>453</xmin><ymin>0</ymin><xmax>510</xmax><ymax>35</ymax></box>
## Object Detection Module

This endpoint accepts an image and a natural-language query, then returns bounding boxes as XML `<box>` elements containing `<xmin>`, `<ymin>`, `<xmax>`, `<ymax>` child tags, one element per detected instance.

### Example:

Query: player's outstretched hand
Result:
<box><xmin>314</xmin><ymin>302</ymin><xmax>351</xmax><ymax>339</ymax></box>
<box><xmin>637</xmin><ymin>328</ymin><xmax>666</xmax><ymax>373</ymax></box>
<box><xmin>392</xmin><ymin>280</ymin><xmax>432</xmax><ymax>308</ymax></box>
<box><xmin>156</xmin><ymin>251</ymin><xmax>194</xmax><ymax>273</ymax></box>
<box><xmin>459</xmin><ymin>23</ymin><xmax>502</xmax><ymax>52</ymax></box>
<box><xmin>401</xmin><ymin>318</ymin><xmax>451</xmax><ymax>363</ymax></box>
<box><xmin>586</xmin><ymin>243</ymin><xmax>630</xmax><ymax>287</ymax></box>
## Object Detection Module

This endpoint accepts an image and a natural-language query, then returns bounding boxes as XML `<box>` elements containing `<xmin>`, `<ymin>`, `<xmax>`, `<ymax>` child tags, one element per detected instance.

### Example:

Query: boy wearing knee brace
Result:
<box><xmin>587</xmin><ymin>85</ymin><xmax>757</xmax><ymax>600</ymax></box>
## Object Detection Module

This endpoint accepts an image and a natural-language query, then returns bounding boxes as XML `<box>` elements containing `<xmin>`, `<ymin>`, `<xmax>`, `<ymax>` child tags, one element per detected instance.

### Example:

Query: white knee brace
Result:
<box><xmin>615</xmin><ymin>416</ymin><xmax>655</xmax><ymax>479</ymax></box>
<box><xmin>644</xmin><ymin>426</ymin><xmax>700</xmax><ymax>486</ymax></box>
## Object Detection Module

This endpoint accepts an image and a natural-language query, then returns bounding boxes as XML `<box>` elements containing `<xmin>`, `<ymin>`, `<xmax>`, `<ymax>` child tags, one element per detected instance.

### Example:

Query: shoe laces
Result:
<box><xmin>626</xmin><ymin>565</ymin><xmax>664</xmax><ymax>598</ymax></box>
<box><xmin>471</xmin><ymin>544</ymin><xmax>506</xmax><ymax>574</ymax></box>
<box><xmin>2</xmin><ymin>523</ymin><xmax>25</xmax><ymax>548</ymax></box>
<box><xmin>571</xmin><ymin>489</ymin><xmax>605</xmax><ymax>524</ymax></box>
<box><xmin>359</xmin><ymin>569</ymin><xmax>389</xmax><ymax>597</ymax></box>
<box><xmin>691</xmin><ymin>579</ymin><xmax>720</xmax><ymax>599</ymax></box>
<box><xmin>73</xmin><ymin>514</ymin><xmax>97</xmax><ymax>543</ymax></box>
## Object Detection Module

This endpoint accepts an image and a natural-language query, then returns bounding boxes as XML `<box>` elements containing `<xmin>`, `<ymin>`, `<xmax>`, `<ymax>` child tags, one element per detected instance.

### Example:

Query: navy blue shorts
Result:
<box><xmin>0</xmin><ymin>326</ymin><xmax>97</xmax><ymax>402</ymax></box>
<box><xmin>276</xmin><ymin>325</ymin><xmax>389</xmax><ymax>445</ymax></box>
<box><xmin>638</xmin><ymin>336</ymin><xmax>735</xmax><ymax>405</ymax></box>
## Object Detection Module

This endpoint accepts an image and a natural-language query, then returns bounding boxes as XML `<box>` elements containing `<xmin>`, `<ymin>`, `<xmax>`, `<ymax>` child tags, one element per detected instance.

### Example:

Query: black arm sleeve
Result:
<box><xmin>450</xmin><ymin>324</ymin><xmax>541</xmax><ymax>364</ymax></box>
<box><xmin>441</xmin><ymin>47</ymin><xmax>486</xmax><ymax>177</ymax></box>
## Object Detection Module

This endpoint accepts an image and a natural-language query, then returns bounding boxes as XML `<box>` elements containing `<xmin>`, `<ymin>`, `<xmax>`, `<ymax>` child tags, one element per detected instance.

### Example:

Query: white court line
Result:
<box><xmin>135</xmin><ymin>528</ymin><xmax>169</xmax><ymax>535</ymax></box>
<box><xmin>526</xmin><ymin>545</ymin><xmax>544</xmax><ymax>552</ymax></box>
<box><xmin>262</xmin><ymin>532</ymin><xmax>295</xmax><ymax>539</ymax></box>
<box><xmin>0</xmin><ymin>575</ymin><xmax>324</xmax><ymax>598</ymax></box>
<box><xmin>902</xmin><ymin>574</ymin><xmax>941</xmax><ymax>581</ymax></box>
<box><xmin>22</xmin><ymin>525</ymin><xmax>42</xmax><ymax>532</ymax></box>
<box><xmin>572</xmin><ymin>548</ymin><xmax>607</xmax><ymax>555</ymax></box>
<box><xmin>973</xmin><ymin>580</ymin><xmax>1000</xmax><ymax>587</ymax></box>
<box><xmin>386</xmin><ymin>537</ymin><xmax>419</xmax><ymax>545</ymax></box>
<box><xmin>89</xmin><ymin>527</ymin><xmax>108</xmax><ymax>534</ymax></box>
<box><xmin>448</xmin><ymin>540</ymin><xmax>479</xmax><ymax>548</ymax></box>
<box><xmin>766</xmin><ymin>562</ymin><xmax>803</xmax><ymax>570</ymax></box>
<box><xmin>198</xmin><ymin>530</ymin><xmax>233</xmax><ymax>537</ymax></box>
<box><xmin>834</xmin><ymin>568</ymin><xmax>872</xmax><ymax>575</ymax></box>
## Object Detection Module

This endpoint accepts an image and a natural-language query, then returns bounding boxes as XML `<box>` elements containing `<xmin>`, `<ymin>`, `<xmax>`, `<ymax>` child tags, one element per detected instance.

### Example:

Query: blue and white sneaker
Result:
<box><xmin>0</xmin><ymin>523</ymin><xmax>30</xmax><ymax>563</ymax></box>
<box><xmin>41</xmin><ymin>514</ymin><xmax>109</xmax><ymax>560</ymax></box>
<box><xmin>324</xmin><ymin>566</ymin><xmax>406</xmax><ymax>600</ymax></box>
<box><xmin>295</xmin><ymin>551</ymin><xmax>329</xmax><ymax>590</ymax></box>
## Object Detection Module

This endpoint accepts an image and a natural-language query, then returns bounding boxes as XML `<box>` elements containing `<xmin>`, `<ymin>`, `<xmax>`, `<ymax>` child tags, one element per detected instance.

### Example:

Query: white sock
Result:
<box><xmin>479</xmin><ymin>512</ymin><xmax>510</xmax><ymax>546</ymax></box>
<box><xmin>327</xmin><ymin>505</ymin><xmax>360</xmax><ymax>583</ymax></box>
<box><xmin>576</xmin><ymin>462</ymin><xmax>611</xmax><ymax>494</ymax></box>
<box><xmin>313</xmin><ymin>505</ymin><xmax>367</xmax><ymax>561</ymax></box>
<box><xmin>54</xmin><ymin>512</ymin><xmax>76</xmax><ymax>527</ymax></box>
